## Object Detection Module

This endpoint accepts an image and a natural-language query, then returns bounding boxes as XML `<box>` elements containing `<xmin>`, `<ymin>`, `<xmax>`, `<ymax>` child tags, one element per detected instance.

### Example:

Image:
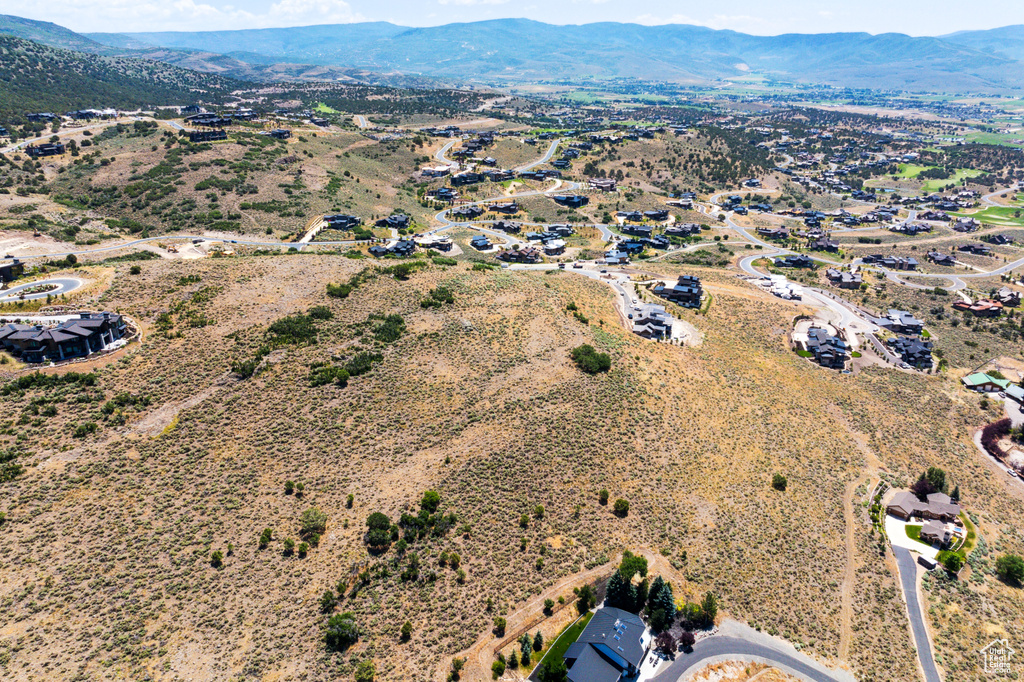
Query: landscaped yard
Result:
<box><xmin>954</xmin><ymin>206</ymin><xmax>1024</xmax><ymax>228</ymax></box>
<box><xmin>905</xmin><ymin>524</ymin><xmax>931</xmax><ymax>547</ymax></box>
<box><xmin>530</xmin><ymin>611</ymin><xmax>593</xmax><ymax>675</ymax></box>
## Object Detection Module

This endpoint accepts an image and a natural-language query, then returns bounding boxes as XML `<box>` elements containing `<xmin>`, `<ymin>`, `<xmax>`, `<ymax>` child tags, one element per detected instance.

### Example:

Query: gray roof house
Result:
<box><xmin>887</xmin><ymin>491</ymin><xmax>960</xmax><ymax>521</ymax></box>
<box><xmin>564</xmin><ymin>607</ymin><xmax>650</xmax><ymax>682</ymax></box>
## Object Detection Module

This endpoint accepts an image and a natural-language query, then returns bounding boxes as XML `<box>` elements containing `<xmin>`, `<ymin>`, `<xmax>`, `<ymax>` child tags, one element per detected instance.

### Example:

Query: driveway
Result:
<box><xmin>652</xmin><ymin>620</ymin><xmax>854</xmax><ymax>682</ymax></box>
<box><xmin>885</xmin><ymin>514</ymin><xmax>939</xmax><ymax>560</ymax></box>
<box><xmin>892</xmin><ymin>547</ymin><xmax>942</xmax><ymax>682</ymax></box>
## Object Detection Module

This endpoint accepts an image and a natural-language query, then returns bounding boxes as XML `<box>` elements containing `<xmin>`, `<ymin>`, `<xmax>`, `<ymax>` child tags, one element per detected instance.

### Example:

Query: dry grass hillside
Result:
<box><xmin>0</xmin><ymin>256</ymin><xmax>1021</xmax><ymax>682</ymax></box>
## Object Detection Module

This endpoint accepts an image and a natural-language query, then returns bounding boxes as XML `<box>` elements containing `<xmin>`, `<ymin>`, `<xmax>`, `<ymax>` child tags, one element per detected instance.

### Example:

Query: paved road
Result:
<box><xmin>353</xmin><ymin>115</ymin><xmax>369</xmax><ymax>129</ymax></box>
<box><xmin>516</xmin><ymin>139</ymin><xmax>561</xmax><ymax>172</ymax></box>
<box><xmin>435</xmin><ymin>140</ymin><xmax>456</xmax><ymax>164</ymax></box>
<box><xmin>653</xmin><ymin>621</ymin><xmax>855</xmax><ymax>682</ymax></box>
<box><xmin>0</xmin><ymin>277</ymin><xmax>84</xmax><ymax>301</ymax></box>
<box><xmin>892</xmin><ymin>547</ymin><xmax>941</xmax><ymax>682</ymax></box>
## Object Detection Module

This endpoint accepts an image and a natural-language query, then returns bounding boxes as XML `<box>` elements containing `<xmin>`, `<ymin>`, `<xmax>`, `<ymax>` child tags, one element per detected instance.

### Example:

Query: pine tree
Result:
<box><xmin>606</xmin><ymin>571</ymin><xmax>637</xmax><ymax>611</ymax></box>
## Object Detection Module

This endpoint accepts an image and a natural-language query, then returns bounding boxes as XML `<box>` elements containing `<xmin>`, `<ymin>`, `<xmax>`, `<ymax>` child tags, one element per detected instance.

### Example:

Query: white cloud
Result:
<box><xmin>5</xmin><ymin>0</ymin><xmax>364</xmax><ymax>32</ymax></box>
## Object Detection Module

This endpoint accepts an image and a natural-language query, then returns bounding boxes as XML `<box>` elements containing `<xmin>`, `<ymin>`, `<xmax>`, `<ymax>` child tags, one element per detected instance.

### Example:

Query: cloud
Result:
<box><xmin>7</xmin><ymin>0</ymin><xmax>364</xmax><ymax>32</ymax></box>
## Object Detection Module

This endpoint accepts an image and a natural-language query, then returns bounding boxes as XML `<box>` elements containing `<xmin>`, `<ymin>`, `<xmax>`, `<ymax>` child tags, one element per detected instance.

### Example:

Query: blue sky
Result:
<box><xmin>3</xmin><ymin>0</ymin><xmax>1023</xmax><ymax>35</ymax></box>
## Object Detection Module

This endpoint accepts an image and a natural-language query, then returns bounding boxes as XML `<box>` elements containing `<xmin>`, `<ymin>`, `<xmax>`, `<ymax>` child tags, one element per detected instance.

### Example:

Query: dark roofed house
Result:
<box><xmin>0</xmin><ymin>312</ymin><xmax>127</xmax><ymax>364</ymax></box>
<box><xmin>189</xmin><ymin>129</ymin><xmax>227</xmax><ymax>143</ymax></box>
<box><xmin>826</xmin><ymin>268</ymin><xmax>862</xmax><ymax>289</ymax></box>
<box><xmin>554</xmin><ymin>195</ymin><xmax>589</xmax><ymax>208</ymax></box>
<box><xmin>25</xmin><ymin>142</ymin><xmax>65</xmax><ymax>158</ymax></box>
<box><xmin>986</xmin><ymin>234</ymin><xmax>1015</xmax><ymax>246</ymax></box>
<box><xmin>488</xmin><ymin>202</ymin><xmax>520</xmax><ymax>215</ymax></box>
<box><xmin>0</xmin><ymin>258</ymin><xmax>24</xmax><ymax>283</ymax></box>
<box><xmin>497</xmin><ymin>247</ymin><xmax>541</xmax><ymax>264</ymax></box>
<box><xmin>450</xmin><ymin>205</ymin><xmax>484</xmax><ymax>219</ymax></box>
<box><xmin>653</xmin><ymin>275</ymin><xmax>703</xmax><ymax>308</ymax></box>
<box><xmin>268</xmin><ymin>129</ymin><xmax>291</xmax><ymax>140</ymax></box>
<box><xmin>888</xmin><ymin>336</ymin><xmax>933</xmax><ymax>368</ymax></box>
<box><xmin>469</xmin><ymin>234</ymin><xmax>492</xmax><ymax>250</ymax></box>
<box><xmin>927</xmin><ymin>251</ymin><xmax>956</xmax><ymax>266</ymax></box>
<box><xmin>375</xmin><ymin>214</ymin><xmax>410</xmax><ymax>229</ymax></box>
<box><xmin>879</xmin><ymin>309</ymin><xmax>924</xmax><ymax>335</ymax></box>
<box><xmin>643</xmin><ymin>209</ymin><xmax>669</xmax><ymax>222</ymax></box>
<box><xmin>564</xmin><ymin>607</ymin><xmax>650</xmax><ymax>682</ymax></box>
<box><xmin>801</xmin><ymin>326</ymin><xmax>849</xmax><ymax>369</ymax></box>
<box><xmin>492</xmin><ymin>220</ymin><xmax>521</xmax><ymax>233</ymax></box>
<box><xmin>368</xmin><ymin>239</ymin><xmax>416</xmax><ymax>258</ymax></box>
<box><xmin>958</xmin><ymin>243</ymin><xmax>992</xmax><ymax>256</ymax></box>
<box><xmin>324</xmin><ymin>214</ymin><xmax>362</xmax><ymax>230</ymax></box>
<box><xmin>773</xmin><ymin>254</ymin><xmax>814</xmax><ymax>268</ymax></box>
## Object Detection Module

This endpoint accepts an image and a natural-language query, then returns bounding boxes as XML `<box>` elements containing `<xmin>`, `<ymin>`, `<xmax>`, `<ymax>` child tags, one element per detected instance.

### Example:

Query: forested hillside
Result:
<box><xmin>0</xmin><ymin>36</ymin><xmax>240</xmax><ymax>121</ymax></box>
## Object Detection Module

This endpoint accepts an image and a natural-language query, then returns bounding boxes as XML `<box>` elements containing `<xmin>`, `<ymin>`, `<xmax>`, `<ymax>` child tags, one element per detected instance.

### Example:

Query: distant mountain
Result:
<box><xmin>942</xmin><ymin>25</ymin><xmax>1024</xmax><ymax>63</ymax></box>
<box><xmin>83</xmin><ymin>18</ymin><xmax>1024</xmax><ymax>93</ymax></box>
<box><xmin>4</xmin><ymin>13</ymin><xmax>1024</xmax><ymax>93</ymax></box>
<box><xmin>0</xmin><ymin>35</ymin><xmax>239</xmax><ymax>119</ymax></box>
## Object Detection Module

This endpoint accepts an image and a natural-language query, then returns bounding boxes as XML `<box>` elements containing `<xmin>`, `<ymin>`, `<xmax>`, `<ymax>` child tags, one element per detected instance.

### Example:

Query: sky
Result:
<box><xmin>2</xmin><ymin>0</ymin><xmax>1023</xmax><ymax>36</ymax></box>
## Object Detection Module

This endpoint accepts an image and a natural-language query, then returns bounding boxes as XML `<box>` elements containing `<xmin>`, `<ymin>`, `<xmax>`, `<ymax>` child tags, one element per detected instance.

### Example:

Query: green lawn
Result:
<box><xmin>895</xmin><ymin>164</ymin><xmax>983</xmax><ymax>191</ymax></box>
<box><xmin>953</xmin><ymin>206</ymin><xmax>1024</xmax><ymax>228</ymax></box>
<box><xmin>905</xmin><ymin>524</ymin><xmax>933</xmax><ymax>548</ymax></box>
<box><xmin>530</xmin><ymin>611</ymin><xmax>593</xmax><ymax>674</ymax></box>
<box><xmin>314</xmin><ymin>102</ymin><xmax>339</xmax><ymax>114</ymax></box>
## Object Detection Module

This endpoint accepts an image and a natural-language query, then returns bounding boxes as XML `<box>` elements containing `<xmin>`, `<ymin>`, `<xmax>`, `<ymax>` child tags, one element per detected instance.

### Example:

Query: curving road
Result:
<box><xmin>892</xmin><ymin>547</ymin><xmax>941</xmax><ymax>682</ymax></box>
<box><xmin>653</xmin><ymin>621</ymin><xmax>855</xmax><ymax>682</ymax></box>
<box><xmin>516</xmin><ymin>138</ymin><xmax>561</xmax><ymax>172</ymax></box>
<box><xmin>0</xmin><ymin>277</ymin><xmax>84</xmax><ymax>301</ymax></box>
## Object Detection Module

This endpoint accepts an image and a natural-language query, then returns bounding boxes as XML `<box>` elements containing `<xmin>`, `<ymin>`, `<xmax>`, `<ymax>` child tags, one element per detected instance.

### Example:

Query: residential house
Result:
<box><xmin>0</xmin><ymin>312</ymin><xmax>127</xmax><ymax>364</ymax></box>
<box><xmin>0</xmin><ymin>258</ymin><xmax>24</xmax><ymax>283</ymax></box>
<box><xmin>604</xmin><ymin>249</ymin><xmax>630</xmax><ymax>265</ymax></box>
<box><xmin>773</xmin><ymin>254</ymin><xmax>814</xmax><ymax>268</ymax></box>
<box><xmin>826</xmin><ymin>268</ymin><xmax>862</xmax><ymax>289</ymax></box>
<box><xmin>927</xmin><ymin>251</ymin><xmax>956</xmax><ymax>266</ymax></box>
<box><xmin>554</xmin><ymin>195</ymin><xmax>589</xmax><ymax>208</ymax></box>
<box><xmin>324</xmin><ymin>214</ymin><xmax>361</xmax><ymax>230</ymax></box>
<box><xmin>450</xmin><ymin>205</ymin><xmax>484</xmax><ymax>219</ymax></box>
<box><xmin>887</xmin><ymin>491</ymin><xmax>960</xmax><ymax>522</ymax></box>
<box><xmin>451</xmin><ymin>172</ymin><xmax>485</xmax><ymax>186</ymax></box>
<box><xmin>665</xmin><ymin>223</ymin><xmax>701</xmax><ymax>238</ymax></box>
<box><xmin>801</xmin><ymin>326</ymin><xmax>850</xmax><ymax>369</ymax></box>
<box><xmin>809</xmin><ymin>238</ymin><xmax>839</xmax><ymax>252</ymax></box>
<box><xmin>878</xmin><ymin>309</ymin><xmax>924</xmax><ymax>335</ymax></box>
<box><xmin>961</xmin><ymin>372</ymin><xmax>1011</xmax><ymax>392</ymax></box>
<box><xmin>953</xmin><ymin>299</ymin><xmax>1003</xmax><ymax>317</ymax></box>
<box><xmin>632</xmin><ymin>304</ymin><xmax>675</xmax><ymax>339</ymax></box>
<box><xmin>588</xmin><ymin>178</ymin><xmax>618</xmax><ymax>192</ymax></box>
<box><xmin>492</xmin><ymin>221</ymin><xmax>522</xmax><ymax>233</ymax></box>
<box><xmin>189</xmin><ymin>130</ymin><xmax>227</xmax><ymax>143</ymax></box>
<box><xmin>986</xmin><ymin>234</ymin><xmax>1015</xmax><ymax>246</ymax></box>
<box><xmin>643</xmin><ymin>209</ymin><xmax>669</xmax><ymax>222</ymax></box>
<box><xmin>268</xmin><ymin>129</ymin><xmax>291</xmax><ymax>140</ymax></box>
<box><xmin>958</xmin><ymin>243</ymin><xmax>992</xmax><ymax>256</ymax></box>
<box><xmin>952</xmin><ymin>218</ymin><xmax>980</xmax><ymax>233</ymax></box>
<box><xmin>426</xmin><ymin>188</ymin><xmax>458</xmax><ymax>203</ymax></box>
<box><xmin>497</xmin><ymin>247</ymin><xmax>541</xmax><ymax>264</ymax></box>
<box><xmin>888</xmin><ymin>336</ymin><xmax>933</xmax><ymax>368</ymax></box>
<box><xmin>415</xmin><ymin>235</ymin><xmax>453</xmax><ymax>252</ymax></box>
<box><xmin>652</xmin><ymin>275</ymin><xmax>703</xmax><ymax>308</ymax></box>
<box><xmin>543</xmin><ymin>239</ymin><xmax>566</xmax><ymax>256</ymax></box>
<box><xmin>368</xmin><ymin>239</ymin><xmax>416</xmax><ymax>258</ymax></box>
<box><xmin>375</xmin><ymin>214</ymin><xmax>410</xmax><ymax>230</ymax></box>
<box><xmin>563</xmin><ymin>607</ymin><xmax>650</xmax><ymax>682</ymax></box>
<box><xmin>997</xmin><ymin>287</ymin><xmax>1021</xmax><ymax>306</ymax></box>
<box><xmin>488</xmin><ymin>202</ymin><xmax>520</xmax><ymax>215</ymax></box>
<box><xmin>920</xmin><ymin>520</ymin><xmax>955</xmax><ymax>546</ymax></box>
<box><xmin>25</xmin><ymin>143</ymin><xmax>65</xmax><ymax>158</ymax></box>
<box><xmin>469</xmin><ymin>234</ymin><xmax>492</xmax><ymax>250</ymax></box>
<box><xmin>757</xmin><ymin>227</ymin><xmax>789</xmax><ymax>241</ymax></box>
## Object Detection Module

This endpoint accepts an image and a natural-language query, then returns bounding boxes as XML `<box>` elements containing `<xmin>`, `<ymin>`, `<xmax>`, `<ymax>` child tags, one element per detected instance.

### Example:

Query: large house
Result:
<box><xmin>801</xmin><ymin>326</ymin><xmax>850</xmax><ymax>369</ymax></box>
<box><xmin>653</xmin><ymin>275</ymin><xmax>703</xmax><ymax>308</ymax></box>
<box><xmin>324</xmin><ymin>214</ymin><xmax>361</xmax><ymax>230</ymax></box>
<box><xmin>887</xmin><ymin>491</ymin><xmax>960</xmax><ymax>522</ymax></box>
<box><xmin>888</xmin><ymin>336</ymin><xmax>933</xmax><ymax>368</ymax></box>
<box><xmin>368</xmin><ymin>239</ymin><xmax>416</xmax><ymax>258</ymax></box>
<box><xmin>375</xmin><ymin>214</ymin><xmax>410</xmax><ymax>230</ymax></box>
<box><xmin>25</xmin><ymin>143</ymin><xmax>65</xmax><ymax>158</ymax></box>
<box><xmin>773</xmin><ymin>254</ymin><xmax>814</xmax><ymax>269</ymax></box>
<box><xmin>0</xmin><ymin>312</ymin><xmax>128</xmax><ymax>364</ymax></box>
<box><xmin>497</xmin><ymin>247</ymin><xmax>541</xmax><ymax>264</ymax></box>
<box><xmin>564</xmin><ymin>607</ymin><xmax>650</xmax><ymax>682</ymax></box>
<box><xmin>878</xmin><ymin>309</ymin><xmax>924</xmax><ymax>335</ymax></box>
<box><xmin>826</xmin><ymin>268</ymin><xmax>862</xmax><ymax>289</ymax></box>
<box><xmin>0</xmin><ymin>258</ymin><xmax>24</xmax><ymax>283</ymax></box>
<box><xmin>189</xmin><ymin>129</ymin><xmax>227</xmax><ymax>143</ymax></box>
<box><xmin>554</xmin><ymin>195</ymin><xmax>589</xmax><ymax>208</ymax></box>
<box><xmin>927</xmin><ymin>251</ymin><xmax>956</xmax><ymax>266</ymax></box>
<box><xmin>632</xmin><ymin>304</ymin><xmax>675</xmax><ymax>339</ymax></box>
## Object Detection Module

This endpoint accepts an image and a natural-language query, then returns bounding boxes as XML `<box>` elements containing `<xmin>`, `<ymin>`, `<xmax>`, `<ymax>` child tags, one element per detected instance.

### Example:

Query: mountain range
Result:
<box><xmin>3</xmin><ymin>13</ymin><xmax>1024</xmax><ymax>93</ymax></box>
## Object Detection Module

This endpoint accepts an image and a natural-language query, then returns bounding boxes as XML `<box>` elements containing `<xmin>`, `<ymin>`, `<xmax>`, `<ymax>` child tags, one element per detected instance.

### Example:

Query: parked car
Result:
<box><xmin>600</xmin><ymin>269</ymin><xmax>608</xmax><ymax>273</ymax></box>
<box><xmin>572</xmin><ymin>262</ymin><xmax>583</xmax><ymax>269</ymax></box>
<box><xmin>558</xmin><ymin>263</ymin><xmax>565</xmax><ymax>269</ymax></box>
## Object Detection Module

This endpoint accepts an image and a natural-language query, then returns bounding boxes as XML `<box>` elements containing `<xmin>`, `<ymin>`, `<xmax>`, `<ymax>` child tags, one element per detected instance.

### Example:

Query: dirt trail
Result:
<box><xmin>130</xmin><ymin>373</ymin><xmax>236</xmax><ymax>437</ymax></box>
<box><xmin>830</xmin><ymin>407</ymin><xmax>883</xmax><ymax>663</ymax></box>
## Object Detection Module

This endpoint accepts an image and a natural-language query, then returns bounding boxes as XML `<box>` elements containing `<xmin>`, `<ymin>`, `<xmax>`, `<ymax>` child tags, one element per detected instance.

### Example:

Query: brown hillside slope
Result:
<box><xmin>0</xmin><ymin>257</ymin><xmax>1021</xmax><ymax>681</ymax></box>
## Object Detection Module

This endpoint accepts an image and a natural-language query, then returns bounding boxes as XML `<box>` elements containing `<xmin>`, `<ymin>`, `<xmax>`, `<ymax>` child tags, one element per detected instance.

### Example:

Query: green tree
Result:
<box><xmin>354</xmin><ymin>661</ymin><xmax>375</xmax><ymax>682</ymax></box>
<box><xmin>996</xmin><ymin>554</ymin><xmax>1024</xmax><ymax>585</ymax></box>
<box><xmin>492</xmin><ymin>616</ymin><xmax>506</xmax><ymax>637</ymax></box>
<box><xmin>598</xmin><ymin>489</ymin><xmax>609</xmax><ymax>505</ymax></box>
<box><xmin>298</xmin><ymin>541</ymin><xmax>309</xmax><ymax>557</ymax></box>
<box><xmin>577</xmin><ymin>584</ymin><xmax>597</xmax><ymax>614</ymax></box>
<box><xmin>259</xmin><ymin>527</ymin><xmax>273</xmax><ymax>548</ymax></box>
<box><xmin>324</xmin><ymin>612</ymin><xmax>359</xmax><ymax>651</ymax></box>
<box><xmin>943</xmin><ymin>553</ymin><xmax>963</xmax><ymax>573</ymax></box>
<box><xmin>450</xmin><ymin>657</ymin><xmax>466</xmax><ymax>681</ymax></box>
<box><xmin>772</xmin><ymin>473</ymin><xmax>787</xmax><ymax>491</ymax></box>
<box><xmin>619</xmin><ymin>552</ymin><xmax>648</xmax><ymax>580</ymax></box>
<box><xmin>613</xmin><ymin>498</ymin><xmax>630</xmax><ymax>516</ymax></box>
<box><xmin>421</xmin><ymin>490</ymin><xmax>441</xmax><ymax>512</ymax></box>
<box><xmin>538</xmin><ymin>656</ymin><xmax>568</xmax><ymax>682</ymax></box>
<box><xmin>520</xmin><ymin>633</ymin><xmax>532</xmax><ymax>663</ymax></box>
<box><xmin>320</xmin><ymin>589</ymin><xmax>337</xmax><ymax>613</ymax></box>
<box><xmin>925</xmin><ymin>466</ymin><xmax>947</xmax><ymax>494</ymax></box>
<box><xmin>534</xmin><ymin>504</ymin><xmax>545</xmax><ymax>519</ymax></box>
<box><xmin>570</xmin><ymin>344</ymin><xmax>612</xmax><ymax>374</ymax></box>
<box><xmin>701</xmin><ymin>591</ymin><xmax>719</xmax><ymax>626</ymax></box>
<box><xmin>606</xmin><ymin>571</ymin><xmax>636</xmax><ymax>611</ymax></box>
<box><xmin>283</xmin><ymin>538</ymin><xmax>295</xmax><ymax>555</ymax></box>
<box><xmin>648</xmin><ymin>576</ymin><xmax>675</xmax><ymax>624</ymax></box>
<box><xmin>491</xmin><ymin>656</ymin><xmax>506</xmax><ymax>679</ymax></box>
<box><xmin>300</xmin><ymin>507</ymin><xmax>328</xmax><ymax>538</ymax></box>
<box><xmin>635</xmin><ymin>578</ymin><xmax>649</xmax><ymax>613</ymax></box>
<box><xmin>210</xmin><ymin>550</ymin><xmax>223</xmax><ymax>568</ymax></box>
<box><xmin>508</xmin><ymin>651</ymin><xmax>519</xmax><ymax>669</ymax></box>
<box><xmin>401</xmin><ymin>621</ymin><xmax>413</xmax><ymax>641</ymax></box>
<box><xmin>950</xmin><ymin>485</ymin><xmax>961</xmax><ymax>501</ymax></box>
<box><xmin>533</xmin><ymin>630</ymin><xmax>543</xmax><ymax>651</ymax></box>
<box><xmin>284</xmin><ymin>480</ymin><xmax>294</xmax><ymax>495</ymax></box>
